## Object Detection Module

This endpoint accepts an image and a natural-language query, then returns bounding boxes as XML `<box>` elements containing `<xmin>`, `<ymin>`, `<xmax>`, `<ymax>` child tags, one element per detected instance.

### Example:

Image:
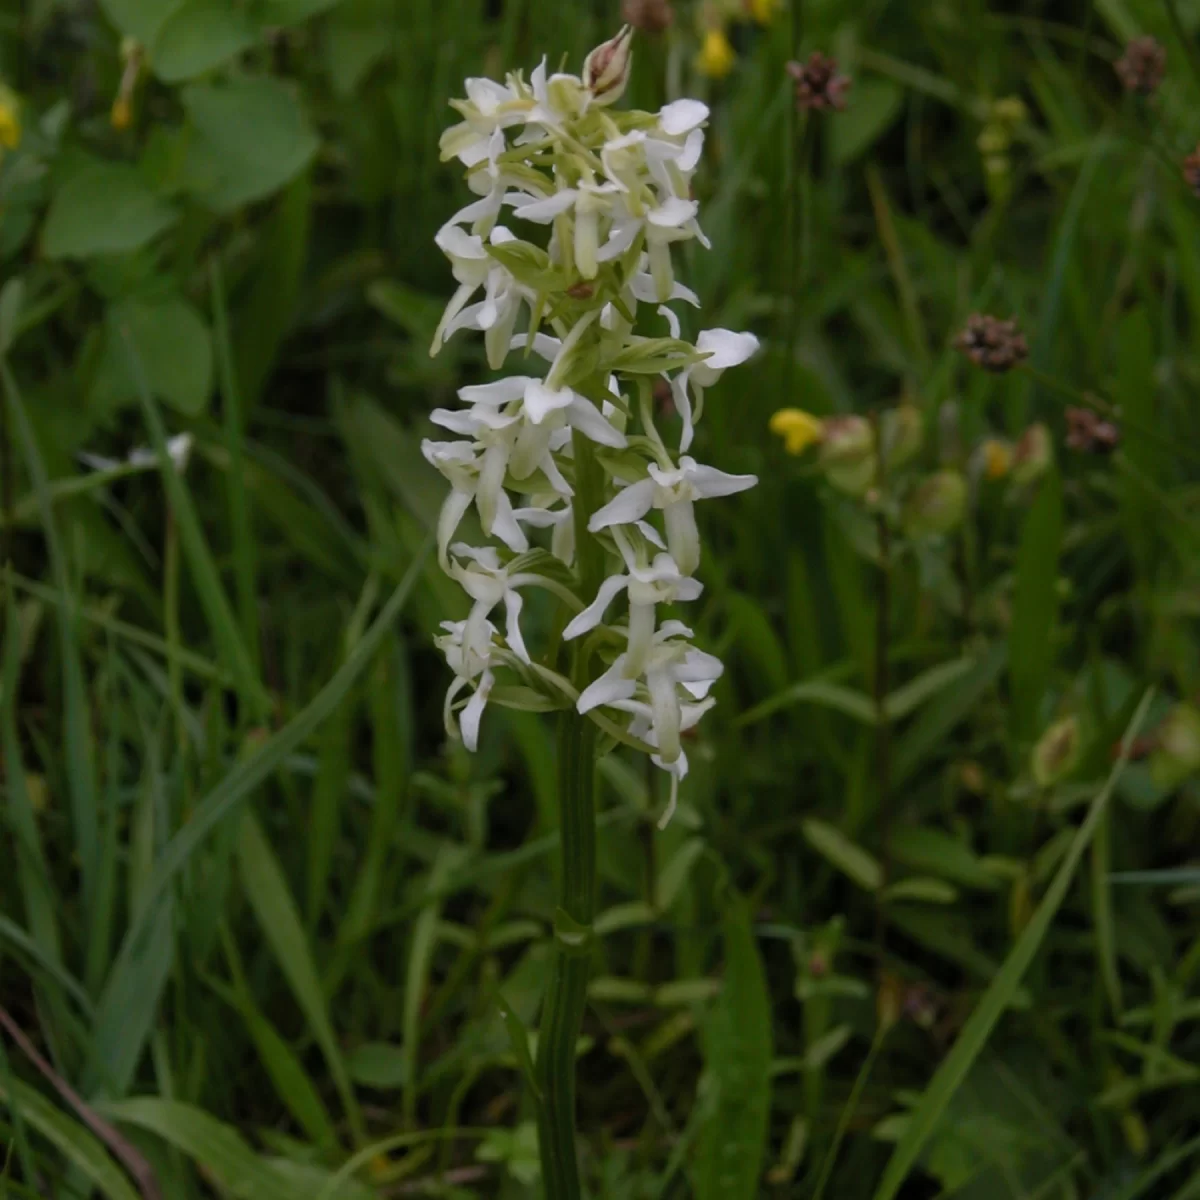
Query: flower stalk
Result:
<box><xmin>427</xmin><ymin>31</ymin><xmax>760</xmax><ymax>1191</ymax></box>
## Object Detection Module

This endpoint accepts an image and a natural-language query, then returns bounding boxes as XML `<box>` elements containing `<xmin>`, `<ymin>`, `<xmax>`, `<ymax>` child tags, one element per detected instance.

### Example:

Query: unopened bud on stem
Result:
<box><xmin>584</xmin><ymin>26</ymin><xmax>634</xmax><ymax>106</ymax></box>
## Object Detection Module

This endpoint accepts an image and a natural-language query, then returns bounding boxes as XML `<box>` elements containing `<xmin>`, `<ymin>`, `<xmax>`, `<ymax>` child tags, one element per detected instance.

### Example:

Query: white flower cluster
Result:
<box><xmin>425</xmin><ymin>30</ymin><xmax>758</xmax><ymax>823</ymax></box>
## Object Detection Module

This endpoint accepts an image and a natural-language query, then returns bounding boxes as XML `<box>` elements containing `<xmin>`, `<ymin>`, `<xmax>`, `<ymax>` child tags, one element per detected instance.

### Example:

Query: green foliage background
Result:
<box><xmin>2</xmin><ymin>0</ymin><xmax>1199</xmax><ymax>1196</ymax></box>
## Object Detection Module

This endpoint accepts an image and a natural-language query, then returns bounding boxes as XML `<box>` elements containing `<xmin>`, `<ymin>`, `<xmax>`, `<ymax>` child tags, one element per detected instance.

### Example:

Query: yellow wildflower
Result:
<box><xmin>697</xmin><ymin>27</ymin><xmax>736</xmax><ymax>79</ymax></box>
<box><xmin>982</xmin><ymin>438</ymin><xmax>1012</xmax><ymax>480</ymax></box>
<box><xmin>746</xmin><ymin>0</ymin><xmax>780</xmax><ymax>23</ymax></box>
<box><xmin>769</xmin><ymin>408</ymin><xmax>825</xmax><ymax>456</ymax></box>
<box><xmin>0</xmin><ymin>86</ymin><xmax>20</xmax><ymax>151</ymax></box>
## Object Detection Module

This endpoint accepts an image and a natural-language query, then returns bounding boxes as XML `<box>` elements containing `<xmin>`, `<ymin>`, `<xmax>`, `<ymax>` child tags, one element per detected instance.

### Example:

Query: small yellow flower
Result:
<box><xmin>747</xmin><ymin>0</ymin><xmax>781</xmax><ymax>23</ymax></box>
<box><xmin>697</xmin><ymin>27</ymin><xmax>736</xmax><ymax>79</ymax></box>
<box><xmin>991</xmin><ymin>95</ymin><xmax>1028</xmax><ymax>127</ymax></box>
<box><xmin>0</xmin><ymin>86</ymin><xmax>21</xmax><ymax>151</ymax></box>
<box><xmin>982</xmin><ymin>438</ymin><xmax>1012</xmax><ymax>480</ymax></box>
<box><xmin>769</xmin><ymin>408</ymin><xmax>825</xmax><ymax>456</ymax></box>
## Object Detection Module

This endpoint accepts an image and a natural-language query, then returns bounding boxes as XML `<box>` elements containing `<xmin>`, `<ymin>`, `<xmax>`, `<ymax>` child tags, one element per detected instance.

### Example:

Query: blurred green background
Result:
<box><xmin>3</xmin><ymin>0</ymin><xmax>1200</xmax><ymax>1196</ymax></box>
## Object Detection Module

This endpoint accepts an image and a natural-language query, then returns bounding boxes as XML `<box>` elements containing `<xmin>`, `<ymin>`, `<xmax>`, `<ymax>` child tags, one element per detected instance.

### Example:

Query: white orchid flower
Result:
<box><xmin>447</xmin><ymin>542</ymin><xmax>540</xmax><ymax>667</ymax></box>
<box><xmin>563</xmin><ymin>531</ymin><xmax>702</xmax><ymax>675</ymax></box>
<box><xmin>439</xmin><ymin>76</ymin><xmax>528</xmax><ymax>168</ymax></box>
<box><xmin>435</xmin><ymin>617</ymin><xmax>498</xmax><ymax>751</ymax></box>
<box><xmin>588</xmin><ymin>454</ymin><xmax>757</xmax><ymax>575</ymax></box>
<box><xmin>514</xmin><ymin>176</ymin><xmax>623</xmax><ymax>279</ymax></box>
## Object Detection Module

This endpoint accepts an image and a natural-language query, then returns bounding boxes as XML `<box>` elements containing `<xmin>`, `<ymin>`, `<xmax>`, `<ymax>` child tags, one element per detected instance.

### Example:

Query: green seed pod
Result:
<box><xmin>1031</xmin><ymin>715</ymin><xmax>1081</xmax><ymax>787</ymax></box>
<box><xmin>820</xmin><ymin>415</ymin><xmax>876</xmax><ymax>495</ymax></box>
<box><xmin>1150</xmin><ymin>704</ymin><xmax>1200</xmax><ymax>792</ymax></box>
<box><xmin>902</xmin><ymin>469</ymin><xmax>967</xmax><ymax>537</ymax></box>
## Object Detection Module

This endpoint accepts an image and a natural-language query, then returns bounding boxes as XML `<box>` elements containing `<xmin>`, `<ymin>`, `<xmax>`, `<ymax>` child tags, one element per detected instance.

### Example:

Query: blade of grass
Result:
<box><xmin>91</xmin><ymin>539</ymin><xmax>430</xmax><ymax>1105</ymax></box>
<box><xmin>1</xmin><ymin>361</ymin><xmax>99</xmax><ymax>920</ymax></box>
<box><xmin>871</xmin><ymin>688</ymin><xmax>1155</xmax><ymax>1200</ymax></box>
<box><xmin>118</xmin><ymin>327</ymin><xmax>269</xmax><ymax>717</ymax></box>
<box><xmin>211</xmin><ymin>258</ymin><xmax>260</xmax><ymax>674</ymax></box>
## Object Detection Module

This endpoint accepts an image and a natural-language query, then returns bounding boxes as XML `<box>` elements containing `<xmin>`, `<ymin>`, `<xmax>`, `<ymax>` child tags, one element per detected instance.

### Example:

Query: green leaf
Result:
<box><xmin>258</xmin><ymin>0</ymin><xmax>346</xmax><ymax>23</ymax></box>
<box><xmin>738</xmin><ymin>678</ymin><xmax>877</xmax><ymax>727</ymax></box>
<box><xmin>183</xmin><ymin>77</ymin><xmax>319</xmax><ymax>211</ymax></box>
<box><xmin>42</xmin><ymin>164</ymin><xmax>177</xmax><ymax>259</ymax></box>
<box><xmin>884</xmin><ymin>657</ymin><xmax>976</xmax><ymax>722</ymax></box>
<box><xmin>236</xmin><ymin>813</ymin><xmax>363</xmax><ymax>1141</ymax></box>
<box><xmin>803</xmin><ymin>818</ymin><xmax>883</xmax><ymax>891</ymax></box>
<box><xmin>98</xmin><ymin>0</ymin><xmax>181</xmax><ymax>41</ymax></box>
<box><xmin>327</xmin><ymin>0</ymin><xmax>392</xmax><ymax>95</ymax></box>
<box><xmin>100</xmin><ymin>1098</ymin><xmax>295</xmax><ymax>1200</ymax></box>
<box><xmin>151</xmin><ymin>0</ymin><xmax>258</xmax><ymax>82</ymax></box>
<box><xmin>106</xmin><ymin>295</ymin><xmax>213</xmax><ymax>416</ymax></box>
<box><xmin>830</xmin><ymin>80</ymin><xmax>904</xmax><ymax>165</ymax></box>
<box><xmin>883</xmin><ymin>877</ymin><xmax>959</xmax><ymax>905</ymax></box>
<box><xmin>871</xmin><ymin>691</ymin><xmax>1155</xmax><ymax>1200</ymax></box>
<box><xmin>0</xmin><ymin>1078</ymin><xmax>141</xmax><ymax>1200</ymax></box>
<box><xmin>496</xmin><ymin>996</ymin><xmax>542</xmax><ymax>1102</ymax></box>
<box><xmin>0</xmin><ymin>277</ymin><xmax>23</xmax><ymax>353</ymax></box>
<box><xmin>1009</xmin><ymin>471</ymin><xmax>1064</xmax><ymax>745</ymax></box>
<box><xmin>346</xmin><ymin>1042</ymin><xmax>409</xmax><ymax>1090</ymax></box>
<box><xmin>889</xmin><ymin>827</ymin><xmax>1000</xmax><ymax>892</ymax></box>
<box><xmin>696</xmin><ymin>894</ymin><xmax>772</xmax><ymax>1200</ymax></box>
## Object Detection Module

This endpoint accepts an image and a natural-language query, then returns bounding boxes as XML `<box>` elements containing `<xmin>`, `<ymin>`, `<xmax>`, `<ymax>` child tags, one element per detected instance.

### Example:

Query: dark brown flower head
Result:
<box><xmin>786</xmin><ymin>53</ymin><xmax>851</xmax><ymax>113</ymax></box>
<box><xmin>620</xmin><ymin>0</ymin><xmax>673</xmax><ymax>34</ymax></box>
<box><xmin>955</xmin><ymin>313</ymin><xmax>1028</xmax><ymax>373</ymax></box>
<box><xmin>1065</xmin><ymin>405</ymin><xmax>1120</xmax><ymax>453</ymax></box>
<box><xmin>1184</xmin><ymin>146</ymin><xmax>1200</xmax><ymax>197</ymax></box>
<box><xmin>1115</xmin><ymin>36</ymin><xmax>1166</xmax><ymax>95</ymax></box>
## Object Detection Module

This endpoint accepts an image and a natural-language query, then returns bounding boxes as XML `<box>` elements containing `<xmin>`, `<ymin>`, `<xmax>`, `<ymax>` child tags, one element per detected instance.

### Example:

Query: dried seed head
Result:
<box><xmin>786</xmin><ymin>52</ymin><xmax>851</xmax><ymax>113</ymax></box>
<box><xmin>954</xmin><ymin>313</ymin><xmax>1028</xmax><ymax>373</ymax></box>
<box><xmin>620</xmin><ymin>0</ymin><xmax>674</xmax><ymax>34</ymax></box>
<box><xmin>1115</xmin><ymin>36</ymin><xmax>1166</xmax><ymax>96</ymax></box>
<box><xmin>1065</xmin><ymin>406</ymin><xmax>1120</xmax><ymax>454</ymax></box>
<box><xmin>1184</xmin><ymin>146</ymin><xmax>1200</xmax><ymax>197</ymax></box>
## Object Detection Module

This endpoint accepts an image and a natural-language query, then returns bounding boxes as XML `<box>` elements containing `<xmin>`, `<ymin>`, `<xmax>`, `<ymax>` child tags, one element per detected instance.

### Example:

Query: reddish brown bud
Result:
<box><xmin>1115</xmin><ymin>37</ymin><xmax>1166</xmax><ymax>96</ymax></box>
<box><xmin>1184</xmin><ymin>146</ymin><xmax>1200</xmax><ymax>197</ymax></box>
<box><xmin>955</xmin><ymin>313</ymin><xmax>1028</xmax><ymax>373</ymax></box>
<box><xmin>1065</xmin><ymin>406</ymin><xmax>1120</xmax><ymax>454</ymax></box>
<box><xmin>786</xmin><ymin>53</ymin><xmax>851</xmax><ymax>113</ymax></box>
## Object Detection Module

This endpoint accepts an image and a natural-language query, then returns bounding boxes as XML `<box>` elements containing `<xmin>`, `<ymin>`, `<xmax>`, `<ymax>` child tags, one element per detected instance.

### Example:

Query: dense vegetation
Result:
<box><xmin>2</xmin><ymin>0</ymin><xmax>1199</xmax><ymax>1196</ymax></box>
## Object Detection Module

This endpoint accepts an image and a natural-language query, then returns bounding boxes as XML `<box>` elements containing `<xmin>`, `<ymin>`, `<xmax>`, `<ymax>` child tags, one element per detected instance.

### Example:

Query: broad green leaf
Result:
<box><xmin>151</xmin><ymin>0</ymin><xmax>257</xmax><ymax>82</ymax></box>
<box><xmin>803</xmin><ymin>818</ymin><xmax>883</xmax><ymax>891</ymax></box>
<box><xmin>183</xmin><ymin>77</ymin><xmax>318</xmax><ymax>211</ymax></box>
<box><xmin>0</xmin><ymin>1078</ymin><xmax>141</xmax><ymax>1200</ymax></box>
<box><xmin>831</xmin><ymin>80</ymin><xmax>904</xmax><ymax>165</ymax></box>
<box><xmin>872</xmin><ymin>691</ymin><xmax>1154</xmax><ymax>1200</ymax></box>
<box><xmin>696</xmin><ymin>894</ymin><xmax>772</xmax><ymax>1200</ymax></box>
<box><xmin>236</xmin><ymin>813</ymin><xmax>363</xmax><ymax>1141</ymax></box>
<box><xmin>98</xmin><ymin>0</ymin><xmax>181</xmax><ymax>41</ymax></box>
<box><xmin>42</xmin><ymin>165</ymin><xmax>176</xmax><ymax>259</ymax></box>
<box><xmin>105</xmin><ymin>295</ymin><xmax>213</xmax><ymax>416</ymax></box>
<box><xmin>327</xmin><ymin>0</ymin><xmax>392</xmax><ymax>95</ymax></box>
<box><xmin>0</xmin><ymin>276</ymin><xmax>23</xmax><ymax>352</ymax></box>
<box><xmin>1009</xmin><ymin>472</ymin><xmax>1064</xmax><ymax>746</ymax></box>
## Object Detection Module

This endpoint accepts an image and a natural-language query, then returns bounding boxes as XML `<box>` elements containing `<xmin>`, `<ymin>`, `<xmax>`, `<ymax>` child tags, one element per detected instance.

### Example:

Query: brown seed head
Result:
<box><xmin>1115</xmin><ymin>36</ymin><xmax>1166</xmax><ymax>96</ymax></box>
<box><xmin>620</xmin><ymin>0</ymin><xmax>673</xmax><ymax>34</ymax></box>
<box><xmin>954</xmin><ymin>313</ymin><xmax>1028</xmax><ymax>373</ymax></box>
<box><xmin>1065</xmin><ymin>406</ymin><xmax>1120</xmax><ymax>453</ymax></box>
<box><xmin>1184</xmin><ymin>146</ymin><xmax>1200</xmax><ymax>197</ymax></box>
<box><xmin>786</xmin><ymin>52</ymin><xmax>851</xmax><ymax>113</ymax></box>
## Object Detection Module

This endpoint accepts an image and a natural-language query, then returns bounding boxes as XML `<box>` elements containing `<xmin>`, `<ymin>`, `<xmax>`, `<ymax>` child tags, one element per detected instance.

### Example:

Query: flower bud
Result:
<box><xmin>1010</xmin><ymin>422</ymin><xmax>1053</xmax><ymax>485</ymax></box>
<box><xmin>820</xmin><ymin>415</ymin><xmax>875</xmax><ymax>494</ymax></box>
<box><xmin>584</xmin><ymin>25</ymin><xmax>634</xmax><ymax>106</ymax></box>
<box><xmin>881</xmin><ymin>404</ymin><xmax>923</xmax><ymax>470</ymax></box>
<box><xmin>1150</xmin><ymin>704</ymin><xmax>1200</xmax><ymax>792</ymax></box>
<box><xmin>769</xmin><ymin>407</ymin><xmax>824</xmax><ymax>456</ymax></box>
<box><xmin>0</xmin><ymin>83</ymin><xmax>20</xmax><ymax>152</ymax></box>
<box><xmin>1031</xmin><ymin>715</ymin><xmax>1081</xmax><ymax>787</ymax></box>
<box><xmin>902</xmin><ymin>470</ymin><xmax>966</xmax><ymax>537</ymax></box>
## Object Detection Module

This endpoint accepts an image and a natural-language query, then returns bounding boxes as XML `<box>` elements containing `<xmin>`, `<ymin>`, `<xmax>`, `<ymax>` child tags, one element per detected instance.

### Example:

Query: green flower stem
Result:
<box><xmin>535</xmin><ymin>427</ymin><xmax>606</xmax><ymax>1198</ymax></box>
